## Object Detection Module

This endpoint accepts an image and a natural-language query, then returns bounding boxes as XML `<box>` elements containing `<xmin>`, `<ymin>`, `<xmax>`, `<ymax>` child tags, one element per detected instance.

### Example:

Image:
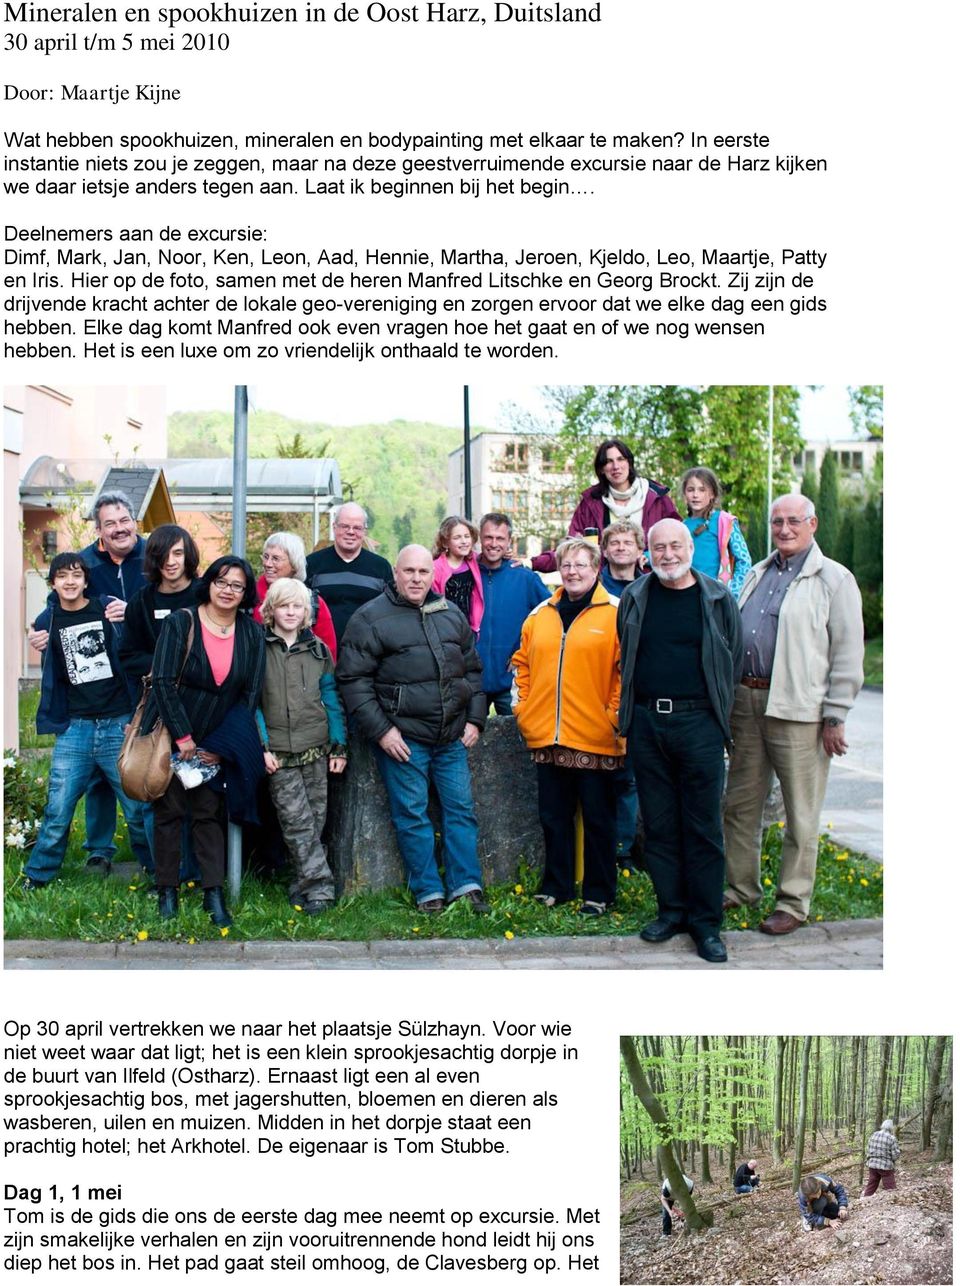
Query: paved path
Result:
<box><xmin>822</xmin><ymin>688</ymin><xmax>883</xmax><ymax>861</ymax></box>
<box><xmin>6</xmin><ymin>919</ymin><xmax>881</xmax><ymax>970</ymax></box>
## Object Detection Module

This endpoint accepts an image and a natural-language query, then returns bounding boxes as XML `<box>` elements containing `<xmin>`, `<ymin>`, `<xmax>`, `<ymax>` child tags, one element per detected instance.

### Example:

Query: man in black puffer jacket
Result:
<box><xmin>337</xmin><ymin>545</ymin><xmax>490</xmax><ymax>914</ymax></box>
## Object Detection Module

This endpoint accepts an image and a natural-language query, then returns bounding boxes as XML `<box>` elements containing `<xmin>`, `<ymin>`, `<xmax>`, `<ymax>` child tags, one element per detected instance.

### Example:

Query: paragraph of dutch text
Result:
<box><xmin>4</xmin><ymin>227</ymin><xmax>830</xmax><ymax>361</ymax></box>
<box><xmin>4</xmin><ymin>1015</ymin><xmax>574</xmax><ymax>1160</ymax></box>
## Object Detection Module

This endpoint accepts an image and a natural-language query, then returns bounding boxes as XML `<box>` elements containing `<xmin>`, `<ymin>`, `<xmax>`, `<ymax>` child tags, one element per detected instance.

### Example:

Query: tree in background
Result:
<box><xmin>848</xmin><ymin>385</ymin><xmax>883</xmax><ymax>439</ymax></box>
<box><xmin>816</xmin><ymin>449</ymin><xmax>840</xmax><ymax>558</ymax></box>
<box><xmin>620</xmin><ymin>1036</ymin><xmax>713</xmax><ymax>1232</ymax></box>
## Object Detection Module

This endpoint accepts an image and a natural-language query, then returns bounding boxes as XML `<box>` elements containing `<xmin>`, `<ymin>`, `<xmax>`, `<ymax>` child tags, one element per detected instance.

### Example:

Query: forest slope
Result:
<box><xmin>620</xmin><ymin>1150</ymin><xmax>952</xmax><ymax>1285</ymax></box>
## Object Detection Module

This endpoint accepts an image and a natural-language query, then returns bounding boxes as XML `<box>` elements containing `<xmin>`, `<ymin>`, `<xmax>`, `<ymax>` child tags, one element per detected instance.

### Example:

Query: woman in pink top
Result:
<box><xmin>432</xmin><ymin>516</ymin><xmax>484</xmax><ymax>633</ymax></box>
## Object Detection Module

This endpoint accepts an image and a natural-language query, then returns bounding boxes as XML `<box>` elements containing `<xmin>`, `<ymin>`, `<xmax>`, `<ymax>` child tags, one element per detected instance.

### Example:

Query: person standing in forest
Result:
<box><xmin>798</xmin><ymin>1173</ymin><xmax>849</xmax><ymax>1230</ymax></box>
<box><xmin>862</xmin><ymin>1119</ymin><xmax>900</xmax><ymax>1195</ymax></box>
<box><xmin>733</xmin><ymin>1159</ymin><xmax>761</xmax><ymax>1193</ymax></box>
<box><xmin>659</xmin><ymin>1173</ymin><xmax>694</xmax><ymax>1236</ymax></box>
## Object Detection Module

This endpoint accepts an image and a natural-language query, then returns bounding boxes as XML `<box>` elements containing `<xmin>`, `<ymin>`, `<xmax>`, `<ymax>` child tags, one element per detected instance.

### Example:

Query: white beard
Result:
<box><xmin>651</xmin><ymin>558</ymin><xmax>693</xmax><ymax>583</ymax></box>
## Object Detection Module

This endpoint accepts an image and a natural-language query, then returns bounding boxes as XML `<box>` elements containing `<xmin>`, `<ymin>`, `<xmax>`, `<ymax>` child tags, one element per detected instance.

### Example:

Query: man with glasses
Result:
<box><xmin>305</xmin><ymin>502</ymin><xmax>394</xmax><ymax>644</ymax></box>
<box><xmin>723</xmin><ymin>493</ymin><xmax>864</xmax><ymax>934</ymax></box>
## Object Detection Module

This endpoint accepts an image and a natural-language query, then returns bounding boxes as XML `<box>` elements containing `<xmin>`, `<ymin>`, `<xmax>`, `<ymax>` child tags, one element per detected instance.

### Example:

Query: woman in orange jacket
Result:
<box><xmin>511</xmin><ymin>537</ymin><xmax>626</xmax><ymax>915</ymax></box>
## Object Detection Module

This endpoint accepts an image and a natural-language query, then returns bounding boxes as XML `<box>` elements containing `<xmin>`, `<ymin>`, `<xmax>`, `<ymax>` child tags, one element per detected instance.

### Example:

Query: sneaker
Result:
<box><xmin>85</xmin><ymin>856</ymin><xmax>112</xmax><ymax>877</ymax></box>
<box><xmin>449</xmin><ymin>889</ymin><xmax>490</xmax><ymax>914</ymax></box>
<box><xmin>579</xmin><ymin>900</ymin><xmax>606</xmax><ymax>917</ymax></box>
<box><xmin>417</xmin><ymin>898</ymin><xmax>446</xmax><ymax>913</ymax></box>
<box><xmin>802</xmin><ymin>1218</ymin><xmax>815</xmax><ymax>1233</ymax></box>
<box><xmin>22</xmin><ymin>877</ymin><xmax>49</xmax><ymax>892</ymax></box>
<box><xmin>534</xmin><ymin>893</ymin><xmax>557</xmax><ymax>908</ymax></box>
<box><xmin>301</xmin><ymin>899</ymin><xmax>335</xmax><ymax>916</ymax></box>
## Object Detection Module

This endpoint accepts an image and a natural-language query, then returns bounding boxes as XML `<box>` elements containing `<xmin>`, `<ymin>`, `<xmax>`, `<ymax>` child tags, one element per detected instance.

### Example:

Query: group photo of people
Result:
<box><xmin>4</xmin><ymin>383</ymin><xmax>882</xmax><ymax>964</ymax></box>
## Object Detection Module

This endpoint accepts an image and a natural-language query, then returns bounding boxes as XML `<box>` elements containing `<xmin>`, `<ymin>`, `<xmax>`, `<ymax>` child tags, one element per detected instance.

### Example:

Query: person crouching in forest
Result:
<box><xmin>659</xmin><ymin>1173</ymin><xmax>694</xmax><ymax>1236</ymax></box>
<box><xmin>798</xmin><ymin>1173</ymin><xmax>849</xmax><ymax>1230</ymax></box>
<box><xmin>862</xmin><ymin>1119</ymin><xmax>900</xmax><ymax>1195</ymax></box>
<box><xmin>733</xmin><ymin>1159</ymin><xmax>761</xmax><ymax>1193</ymax></box>
<box><xmin>259</xmin><ymin>578</ymin><xmax>347</xmax><ymax>915</ymax></box>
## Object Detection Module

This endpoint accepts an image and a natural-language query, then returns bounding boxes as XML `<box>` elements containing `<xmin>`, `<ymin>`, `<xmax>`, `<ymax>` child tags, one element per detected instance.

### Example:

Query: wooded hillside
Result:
<box><xmin>620</xmin><ymin>1036</ymin><xmax>952</xmax><ymax>1285</ymax></box>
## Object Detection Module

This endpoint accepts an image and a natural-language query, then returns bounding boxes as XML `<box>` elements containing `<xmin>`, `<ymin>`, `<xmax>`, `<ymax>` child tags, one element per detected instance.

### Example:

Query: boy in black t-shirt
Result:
<box><xmin>22</xmin><ymin>554</ymin><xmax>149</xmax><ymax>889</ymax></box>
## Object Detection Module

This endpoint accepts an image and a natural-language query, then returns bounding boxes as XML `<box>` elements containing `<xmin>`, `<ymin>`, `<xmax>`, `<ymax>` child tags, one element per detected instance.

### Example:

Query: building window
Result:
<box><xmin>540</xmin><ymin>444</ymin><xmax>570</xmax><ymax>473</ymax></box>
<box><xmin>490</xmin><ymin>489</ymin><xmax>528</xmax><ymax>521</ymax></box>
<box><xmin>492</xmin><ymin>441</ymin><xmax>528</xmax><ymax>472</ymax></box>
<box><xmin>541</xmin><ymin>490</ymin><xmax>575</xmax><ymax>522</ymax></box>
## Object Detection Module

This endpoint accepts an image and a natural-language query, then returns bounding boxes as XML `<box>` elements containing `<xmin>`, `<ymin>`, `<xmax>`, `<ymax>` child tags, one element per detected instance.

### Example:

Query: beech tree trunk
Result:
<box><xmin>792</xmin><ymin>1036</ymin><xmax>813</xmax><ymax>1189</ymax></box>
<box><xmin>923</xmin><ymin>1036</ymin><xmax>947</xmax><ymax>1150</ymax></box>
<box><xmin>873</xmin><ymin>1034</ymin><xmax>894</xmax><ymax>1131</ymax></box>
<box><xmin>620</xmin><ymin>1037</ymin><xmax>713</xmax><ymax>1231</ymax></box>
<box><xmin>772</xmin><ymin>1035</ymin><xmax>785</xmax><ymax>1165</ymax></box>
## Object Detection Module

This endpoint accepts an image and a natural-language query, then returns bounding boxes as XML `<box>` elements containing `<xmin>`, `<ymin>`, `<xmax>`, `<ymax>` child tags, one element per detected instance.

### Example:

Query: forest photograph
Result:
<box><xmin>620</xmin><ymin>1036</ymin><xmax>952</xmax><ymax>1285</ymax></box>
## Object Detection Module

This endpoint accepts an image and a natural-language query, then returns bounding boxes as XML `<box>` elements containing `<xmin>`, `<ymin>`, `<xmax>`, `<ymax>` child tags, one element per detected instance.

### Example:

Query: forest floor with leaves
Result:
<box><xmin>620</xmin><ymin>1148</ymin><xmax>952</xmax><ymax>1284</ymax></box>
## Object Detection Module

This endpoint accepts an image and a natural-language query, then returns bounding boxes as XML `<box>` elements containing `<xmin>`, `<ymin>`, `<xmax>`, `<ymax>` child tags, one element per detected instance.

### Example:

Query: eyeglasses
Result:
<box><xmin>335</xmin><ymin>523</ymin><xmax>366</xmax><ymax>533</ymax></box>
<box><xmin>770</xmin><ymin>516</ymin><xmax>812</xmax><ymax>529</ymax></box>
<box><xmin>560</xmin><ymin>561</ymin><xmax>594</xmax><ymax>573</ymax></box>
<box><xmin>213</xmin><ymin>577</ymin><xmax>246</xmax><ymax>594</ymax></box>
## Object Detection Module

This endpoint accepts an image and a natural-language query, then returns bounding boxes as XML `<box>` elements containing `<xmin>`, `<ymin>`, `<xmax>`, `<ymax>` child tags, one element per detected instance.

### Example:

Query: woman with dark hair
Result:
<box><xmin>120</xmin><ymin>524</ymin><xmax>201</xmax><ymax>685</ymax></box>
<box><xmin>531</xmin><ymin>438</ymin><xmax>679</xmax><ymax>572</ymax></box>
<box><xmin>147</xmin><ymin>555</ymin><xmax>265</xmax><ymax>926</ymax></box>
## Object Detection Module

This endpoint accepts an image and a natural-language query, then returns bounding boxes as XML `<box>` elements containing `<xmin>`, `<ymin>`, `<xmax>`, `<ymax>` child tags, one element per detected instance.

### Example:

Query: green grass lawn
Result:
<box><xmin>864</xmin><ymin>636</ymin><xmax>883</xmax><ymax>687</ymax></box>
<box><xmin>3</xmin><ymin>750</ymin><xmax>883</xmax><ymax>944</ymax></box>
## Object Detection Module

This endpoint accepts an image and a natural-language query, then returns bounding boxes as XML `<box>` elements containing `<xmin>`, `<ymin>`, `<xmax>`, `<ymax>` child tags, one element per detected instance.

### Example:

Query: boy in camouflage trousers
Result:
<box><xmin>258</xmin><ymin>579</ymin><xmax>347</xmax><ymax>914</ymax></box>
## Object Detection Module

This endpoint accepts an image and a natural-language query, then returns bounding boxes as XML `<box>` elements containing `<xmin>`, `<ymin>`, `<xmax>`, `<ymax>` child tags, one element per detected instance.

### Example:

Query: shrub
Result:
<box><xmin>861</xmin><ymin>589</ymin><xmax>883</xmax><ymax>639</ymax></box>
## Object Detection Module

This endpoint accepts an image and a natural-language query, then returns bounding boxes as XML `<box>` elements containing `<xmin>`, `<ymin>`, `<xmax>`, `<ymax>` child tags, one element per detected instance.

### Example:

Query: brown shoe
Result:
<box><xmin>417</xmin><ymin>898</ymin><xmax>445</xmax><ymax>914</ymax></box>
<box><xmin>722</xmin><ymin>896</ymin><xmax>740</xmax><ymax>912</ymax></box>
<box><xmin>759</xmin><ymin>910</ymin><xmax>804</xmax><ymax>935</ymax></box>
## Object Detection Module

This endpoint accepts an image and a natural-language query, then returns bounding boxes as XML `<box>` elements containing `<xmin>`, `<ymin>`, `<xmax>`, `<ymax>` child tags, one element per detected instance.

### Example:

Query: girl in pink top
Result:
<box><xmin>431</xmin><ymin>516</ymin><xmax>484</xmax><ymax>633</ymax></box>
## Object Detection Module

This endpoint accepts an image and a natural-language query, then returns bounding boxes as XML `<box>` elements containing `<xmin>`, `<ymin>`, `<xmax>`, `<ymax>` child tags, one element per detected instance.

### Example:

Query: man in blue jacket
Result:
<box><xmin>22</xmin><ymin>554</ymin><xmax>150</xmax><ymax>889</ymax></box>
<box><xmin>475</xmin><ymin>513</ymin><xmax>550</xmax><ymax>714</ymax></box>
<box><xmin>29</xmin><ymin>492</ymin><xmax>147</xmax><ymax>875</ymax></box>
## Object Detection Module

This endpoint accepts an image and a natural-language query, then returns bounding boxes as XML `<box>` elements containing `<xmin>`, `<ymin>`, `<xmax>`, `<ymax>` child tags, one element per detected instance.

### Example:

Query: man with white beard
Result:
<box><xmin>616</xmin><ymin>519</ymin><xmax>743</xmax><ymax>962</ymax></box>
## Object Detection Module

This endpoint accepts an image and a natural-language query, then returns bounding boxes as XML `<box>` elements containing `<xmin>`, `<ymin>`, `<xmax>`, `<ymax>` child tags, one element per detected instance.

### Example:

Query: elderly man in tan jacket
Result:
<box><xmin>723</xmin><ymin>493</ymin><xmax>864</xmax><ymax>934</ymax></box>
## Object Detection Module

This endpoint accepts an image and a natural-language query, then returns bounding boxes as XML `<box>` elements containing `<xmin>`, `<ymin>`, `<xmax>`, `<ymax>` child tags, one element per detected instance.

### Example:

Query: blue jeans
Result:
<box><xmin>25</xmin><ymin>717</ymin><xmax>151</xmax><ymax>883</ymax></box>
<box><xmin>83</xmin><ymin>773</ymin><xmax>118</xmax><ymax>859</ymax></box>
<box><xmin>735</xmin><ymin>1184</ymin><xmax>755</xmax><ymax>1194</ymax></box>
<box><xmin>375</xmin><ymin>738</ymin><xmax>483</xmax><ymax>904</ymax></box>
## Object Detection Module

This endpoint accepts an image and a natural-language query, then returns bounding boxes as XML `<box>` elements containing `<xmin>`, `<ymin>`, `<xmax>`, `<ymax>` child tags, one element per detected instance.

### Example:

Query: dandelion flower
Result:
<box><xmin>412</xmin><ymin>926</ymin><xmax>420</xmax><ymax>933</ymax></box>
<box><xmin>186</xmin><ymin>881</ymin><xmax>196</xmax><ymax>890</ymax></box>
<box><xmin>126</xmin><ymin>913</ymin><xmax>134</xmax><ymax>920</ymax></box>
<box><xmin>777</xmin><ymin>821</ymin><xmax>785</xmax><ymax>829</ymax></box>
<box><xmin>220</xmin><ymin>927</ymin><xmax>230</xmax><ymax>937</ymax></box>
<box><xmin>293</xmin><ymin>904</ymin><xmax>303</xmax><ymax>912</ymax></box>
<box><xmin>835</xmin><ymin>852</ymin><xmax>848</xmax><ymax>861</ymax></box>
<box><xmin>187</xmin><ymin>937</ymin><xmax>196</xmax><ymax>945</ymax></box>
<box><xmin>763</xmin><ymin>877</ymin><xmax>772</xmax><ymax>887</ymax></box>
<box><xmin>136</xmin><ymin>930</ymin><xmax>148</xmax><ymax>941</ymax></box>
<box><xmin>622</xmin><ymin>868</ymin><xmax>631</xmax><ymax>878</ymax></box>
<box><xmin>504</xmin><ymin>930</ymin><xmax>515</xmax><ymax>940</ymax></box>
<box><xmin>514</xmin><ymin>883</ymin><xmax>523</xmax><ymax>894</ymax></box>
<box><xmin>740</xmin><ymin>921</ymin><xmax>748</xmax><ymax>929</ymax></box>
<box><xmin>859</xmin><ymin>878</ymin><xmax>869</xmax><ymax>887</ymax></box>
